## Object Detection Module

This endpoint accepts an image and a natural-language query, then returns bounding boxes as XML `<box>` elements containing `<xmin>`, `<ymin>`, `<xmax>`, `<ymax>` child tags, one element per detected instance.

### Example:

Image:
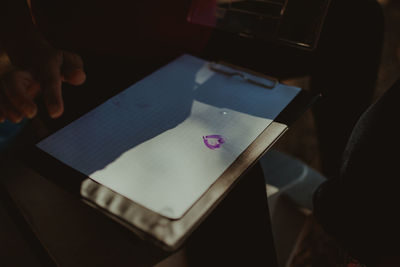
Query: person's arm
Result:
<box><xmin>0</xmin><ymin>0</ymin><xmax>86</xmax><ymax>122</ymax></box>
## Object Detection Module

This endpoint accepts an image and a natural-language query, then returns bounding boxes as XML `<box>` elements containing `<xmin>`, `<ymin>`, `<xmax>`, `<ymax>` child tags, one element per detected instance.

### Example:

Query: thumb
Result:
<box><xmin>61</xmin><ymin>51</ymin><xmax>86</xmax><ymax>86</ymax></box>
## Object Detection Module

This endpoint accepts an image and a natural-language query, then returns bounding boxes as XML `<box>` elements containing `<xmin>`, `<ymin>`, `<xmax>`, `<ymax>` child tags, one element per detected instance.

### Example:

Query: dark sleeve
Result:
<box><xmin>313</xmin><ymin>79</ymin><xmax>400</xmax><ymax>264</ymax></box>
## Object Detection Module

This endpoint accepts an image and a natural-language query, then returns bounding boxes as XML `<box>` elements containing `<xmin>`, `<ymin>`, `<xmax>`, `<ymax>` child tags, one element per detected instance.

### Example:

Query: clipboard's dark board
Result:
<box><xmin>21</xmin><ymin>84</ymin><xmax>317</xmax><ymax>250</ymax></box>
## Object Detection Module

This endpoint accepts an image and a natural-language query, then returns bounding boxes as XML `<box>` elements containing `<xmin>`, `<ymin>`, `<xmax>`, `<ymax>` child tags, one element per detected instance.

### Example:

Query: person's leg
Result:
<box><xmin>310</xmin><ymin>0</ymin><xmax>384</xmax><ymax>178</ymax></box>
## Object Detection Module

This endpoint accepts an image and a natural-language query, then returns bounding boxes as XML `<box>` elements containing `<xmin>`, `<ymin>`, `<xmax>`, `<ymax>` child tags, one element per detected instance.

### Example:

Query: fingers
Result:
<box><xmin>61</xmin><ymin>51</ymin><xmax>86</xmax><ymax>86</ymax></box>
<box><xmin>0</xmin><ymin>70</ymin><xmax>40</xmax><ymax>123</ymax></box>
<box><xmin>2</xmin><ymin>71</ymin><xmax>38</xmax><ymax>118</ymax></box>
<box><xmin>39</xmin><ymin>51</ymin><xmax>64</xmax><ymax>118</ymax></box>
<box><xmin>0</xmin><ymin>89</ymin><xmax>24</xmax><ymax>123</ymax></box>
<box><xmin>26</xmin><ymin>81</ymin><xmax>41</xmax><ymax>99</ymax></box>
<box><xmin>40</xmin><ymin>50</ymin><xmax>86</xmax><ymax>118</ymax></box>
<box><xmin>0</xmin><ymin>49</ymin><xmax>86</xmax><ymax>122</ymax></box>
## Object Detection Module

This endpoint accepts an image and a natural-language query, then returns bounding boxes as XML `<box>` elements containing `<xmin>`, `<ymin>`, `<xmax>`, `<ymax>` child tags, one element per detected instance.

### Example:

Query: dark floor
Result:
<box><xmin>279</xmin><ymin>0</ymin><xmax>400</xmax><ymax>266</ymax></box>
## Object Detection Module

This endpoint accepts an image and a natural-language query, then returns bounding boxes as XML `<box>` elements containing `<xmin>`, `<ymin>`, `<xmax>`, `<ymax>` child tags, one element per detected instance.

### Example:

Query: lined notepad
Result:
<box><xmin>37</xmin><ymin>55</ymin><xmax>300</xmax><ymax>219</ymax></box>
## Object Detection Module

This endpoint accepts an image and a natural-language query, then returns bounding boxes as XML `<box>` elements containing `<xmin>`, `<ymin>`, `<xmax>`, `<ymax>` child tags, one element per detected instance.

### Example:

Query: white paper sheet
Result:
<box><xmin>37</xmin><ymin>55</ymin><xmax>300</xmax><ymax>219</ymax></box>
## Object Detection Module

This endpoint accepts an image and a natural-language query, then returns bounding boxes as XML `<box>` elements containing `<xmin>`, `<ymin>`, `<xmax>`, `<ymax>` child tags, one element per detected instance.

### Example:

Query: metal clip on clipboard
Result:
<box><xmin>208</xmin><ymin>62</ymin><xmax>278</xmax><ymax>89</ymax></box>
<box><xmin>188</xmin><ymin>0</ymin><xmax>331</xmax><ymax>50</ymax></box>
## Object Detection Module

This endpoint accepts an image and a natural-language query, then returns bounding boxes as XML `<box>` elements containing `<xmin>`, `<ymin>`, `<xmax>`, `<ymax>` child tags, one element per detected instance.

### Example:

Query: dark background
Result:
<box><xmin>278</xmin><ymin>0</ymin><xmax>400</xmax><ymax>266</ymax></box>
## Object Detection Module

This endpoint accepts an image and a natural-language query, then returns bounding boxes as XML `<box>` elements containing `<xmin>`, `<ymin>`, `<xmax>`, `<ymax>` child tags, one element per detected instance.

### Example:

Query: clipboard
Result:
<box><xmin>25</xmin><ymin>54</ymin><xmax>318</xmax><ymax>251</ymax></box>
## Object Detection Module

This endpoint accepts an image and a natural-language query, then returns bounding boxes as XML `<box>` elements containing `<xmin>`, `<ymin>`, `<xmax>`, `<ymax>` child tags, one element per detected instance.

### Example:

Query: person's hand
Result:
<box><xmin>2</xmin><ymin>31</ymin><xmax>86</xmax><ymax>120</ymax></box>
<box><xmin>0</xmin><ymin>69</ymin><xmax>40</xmax><ymax>123</ymax></box>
